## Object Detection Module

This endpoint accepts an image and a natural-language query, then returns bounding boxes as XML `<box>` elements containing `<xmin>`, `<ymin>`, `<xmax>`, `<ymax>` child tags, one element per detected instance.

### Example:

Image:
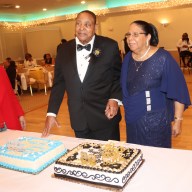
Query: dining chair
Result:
<box><xmin>29</xmin><ymin>69</ymin><xmax>48</xmax><ymax>95</ymax></box>
<box><xmin>24</xmin><ymin>73</ymin><xmax>37</xmax><ymax>96</ymax></box>
<box><xmin>177</xmin><ymin>48</ymin><xmax>190</xmax><ymax>74</ymax></box>
<box><xmin>17</xmin><ymin>68</ymin><xmax>36</xmax><ymax>96</ymax></box>
<box><xmin>44</xmin><ymin>66</ymin><xmax>54</xmax><ymax>87</ymax></box>
<box><xmin>14</xmin><ymin>79</ymin><xmax>20</xmax><ymax>96</ymax></box>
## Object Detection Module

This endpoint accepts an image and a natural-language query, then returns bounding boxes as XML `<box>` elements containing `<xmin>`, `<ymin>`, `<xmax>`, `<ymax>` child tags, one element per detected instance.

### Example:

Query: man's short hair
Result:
<box><xmin>77</xmin><ymin>10</ymin><xmax>96</xmax><ymax>24</ymax></box>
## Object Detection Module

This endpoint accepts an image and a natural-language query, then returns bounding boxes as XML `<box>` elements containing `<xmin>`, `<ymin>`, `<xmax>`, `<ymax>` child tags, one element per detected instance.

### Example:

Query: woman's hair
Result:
<box><xmin>182</xmin><ymin>33</ymin><xmax>189</xmax><ymax>43</ymax></box>
<box><xmin>25</xmin><ymin>53</ymin><xmax>32</xmax><ymax>60</ymax></box>
<box><xmin>132</xmin><ymin>20</ymin><xmax>159</xmax><ymax>46</ymax></box>
<box><xmin>6</xmin><ymin>57</ymin><xmax>12</xmax><ymax>62</ymax></box>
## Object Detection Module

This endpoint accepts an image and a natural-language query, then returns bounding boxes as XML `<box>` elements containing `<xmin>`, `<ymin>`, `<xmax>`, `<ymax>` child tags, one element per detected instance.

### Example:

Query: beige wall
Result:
<box><xmin>102</xmin><ymin>7</ymin><xmax>192</xmax><ymax>51</ymax></box>
<box><xmin>0</xmin><ymin>6</ymin><xmax>192</xmax><ymax>62</ymax></box>
<box><xmin>25</xmin><ymin>27</ymin><xmax>61</xmax><ymax>59</ymax></box>
<box><xmin>0</xmin><ymin>30</ymin><xmax>24</xmax><ymax>62</ymax></box>
<box><xmin>48</xmin><ymin>6</ymin><xmax>192</xmax><ymax>51</ymax></box>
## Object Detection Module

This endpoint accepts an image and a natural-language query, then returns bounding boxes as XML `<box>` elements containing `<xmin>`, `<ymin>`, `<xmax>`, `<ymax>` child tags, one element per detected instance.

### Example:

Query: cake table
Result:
<box><xmin>0</xmin><ymin>129</ymin><xmax>192</xmax><ymax>192</ymax></box>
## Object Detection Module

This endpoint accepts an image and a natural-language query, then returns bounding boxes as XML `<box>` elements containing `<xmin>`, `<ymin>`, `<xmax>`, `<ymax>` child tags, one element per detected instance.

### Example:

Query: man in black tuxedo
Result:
<box><xmin>42</xmin><ymin>10</ymin><xmax>122</xmax><ymax>141</ymax></box>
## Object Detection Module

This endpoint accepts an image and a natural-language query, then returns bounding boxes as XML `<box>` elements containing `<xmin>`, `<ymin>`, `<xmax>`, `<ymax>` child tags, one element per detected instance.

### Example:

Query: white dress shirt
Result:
<box><xmin>24</xmin><ymin>59</ymin><xmax>37</xmax><ymax>68</ymax></box>
<box><xmin>177</xmin><ymin>39</ymin><xmax>192</xmax><ymax>52</ymax></box>
<box><xmin>76</xmin><ymin>36</ymin><xmax>95</xmax><ymax>82</ymax></box>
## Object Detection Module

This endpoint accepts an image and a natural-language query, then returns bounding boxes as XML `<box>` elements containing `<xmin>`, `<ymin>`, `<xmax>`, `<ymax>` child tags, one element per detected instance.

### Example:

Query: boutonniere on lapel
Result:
<box><xmin>92</xmin><ymin>48</ymin><xmax>102</xmax><ymax>57</ymax></box>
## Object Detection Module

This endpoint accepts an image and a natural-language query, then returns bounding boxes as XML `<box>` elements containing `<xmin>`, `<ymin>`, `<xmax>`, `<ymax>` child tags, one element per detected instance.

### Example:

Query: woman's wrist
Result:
<box><xmin>174</xmin><ymin>117</ymin><xmax>183</xmax><ymax>121</ymax></box>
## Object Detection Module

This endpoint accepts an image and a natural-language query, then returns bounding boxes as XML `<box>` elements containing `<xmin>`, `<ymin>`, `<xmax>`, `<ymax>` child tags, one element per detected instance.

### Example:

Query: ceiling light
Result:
<box><xmin>160</xmin><ymin>19</ymin><xmax>169</xmax><ymax>27</ymax></box>
<box><xmin>81</xmin><ymin>1</ymin><xmax>86</xmax><ymax>4</ymax></box>
<box><xmin>15</xmin><ymin>5</ymin><xmax>20</xmax><ymax>9</ymax></box>
<box><xmin>43</xmin><ymin>8</ymin><xmax>47</xmax><ymax>11</ymax></box>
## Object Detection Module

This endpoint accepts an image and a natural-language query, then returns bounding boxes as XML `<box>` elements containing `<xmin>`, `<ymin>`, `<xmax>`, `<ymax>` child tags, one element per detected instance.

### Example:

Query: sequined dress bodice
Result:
<box><xmin>127</xmin><ymin>48</ymin><xmax>165</xmax><ymax>96</ymax></box>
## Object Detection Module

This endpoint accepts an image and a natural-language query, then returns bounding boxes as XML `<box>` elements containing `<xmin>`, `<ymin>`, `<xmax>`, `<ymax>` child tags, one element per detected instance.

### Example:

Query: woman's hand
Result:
<box><xmin>19</xmin><ymin>116</ymin><xmax>26</xmax><ymax>130</ymax></box>
<box><xmin>172</xmin><ymin>120</ymin><xmax>182</xmax><ymax>137</ymax></box>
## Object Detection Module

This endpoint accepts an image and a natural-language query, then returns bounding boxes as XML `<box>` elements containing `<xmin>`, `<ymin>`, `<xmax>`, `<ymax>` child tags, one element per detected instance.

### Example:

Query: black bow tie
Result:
<box><xmin>77</xmin><ymin>44</ymin><xmax>91</xmax><ymax>51</ymax></box>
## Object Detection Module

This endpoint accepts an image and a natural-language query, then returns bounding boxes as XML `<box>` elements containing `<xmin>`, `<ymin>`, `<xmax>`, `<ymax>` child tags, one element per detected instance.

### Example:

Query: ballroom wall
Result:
<box><xmin>24</xmin><ymin>26</ymin><xmax>61</xmax><ymax>59</ymax></box>
<box><xmin>50</xmin><ymin>6</ymin><xmax>192</xmax><ymax>51</ymax></box>
<box><xmin>0</xmin><ymin>29</ymin><xmax>24</xmax><ymax>62</ymax></box>
<box><xmin>0</xmin><ymin>6</ymin><xmax>192</xmax><ymax>62</ymax></box>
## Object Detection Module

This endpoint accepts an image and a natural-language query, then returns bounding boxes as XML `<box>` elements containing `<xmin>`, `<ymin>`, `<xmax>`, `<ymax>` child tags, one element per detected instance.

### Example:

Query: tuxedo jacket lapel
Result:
<box><xmin>70</xmin><ymin>40</ymin><xmax>78</xmax><ymax>74</ymax></box>
<box><xmin>69</xmin><ymin>40</ymin><xmax>83</xmax><ymax>84</ymax></box>
<box><xmin>83</xmin><ymin>35</ymin><xmax>100</xmax><ymax>83</ymax></box>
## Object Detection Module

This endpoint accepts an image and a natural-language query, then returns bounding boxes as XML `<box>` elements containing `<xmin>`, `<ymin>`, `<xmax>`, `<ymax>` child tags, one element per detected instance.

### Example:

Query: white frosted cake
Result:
<box><xmin>0</xmin><ymin>136</ymin><xmax>67</xmax><ymax>174</ymax></box>
<box><xmin>54</xmin><ymin>142</ymin><xmax>143</xmax><ymax>188</ymax></box>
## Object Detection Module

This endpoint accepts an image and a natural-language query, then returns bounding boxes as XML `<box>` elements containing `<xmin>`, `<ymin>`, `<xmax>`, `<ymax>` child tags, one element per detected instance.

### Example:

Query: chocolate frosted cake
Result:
<box><xmin>54</xmin><ymin>142</ymin><xmax>143</xmax><ymax>188</ymax></box>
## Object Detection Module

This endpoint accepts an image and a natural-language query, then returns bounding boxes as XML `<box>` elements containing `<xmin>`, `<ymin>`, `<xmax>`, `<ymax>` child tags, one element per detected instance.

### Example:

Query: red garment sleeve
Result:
<box><xmin>0</xmin><ymin>67</ymin><xmax>24</xmax><ymax>130</ymax></box>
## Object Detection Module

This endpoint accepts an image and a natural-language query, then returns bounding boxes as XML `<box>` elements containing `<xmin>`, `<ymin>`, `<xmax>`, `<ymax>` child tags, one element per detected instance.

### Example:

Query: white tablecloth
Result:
<box><xmin>19</xmin><ymin>66</ymin><xmax>53</xmax><ymax>90</ymax></box>
<box><xmin>0</xmin><ymin>130</ymin><xmax>192</xmax><ymax>192</ymax></box>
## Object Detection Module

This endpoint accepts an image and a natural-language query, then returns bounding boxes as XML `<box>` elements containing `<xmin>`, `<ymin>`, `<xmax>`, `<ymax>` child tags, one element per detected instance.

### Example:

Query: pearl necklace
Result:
<box><xmin>133</xmin><ymin>46</ymin><xmax>151</xmax><ymax>72</ymax></box>
<box><xmin>135</xmin><ymin>46</ymin><xmax>151</xmax><ymax>61</ymax></box>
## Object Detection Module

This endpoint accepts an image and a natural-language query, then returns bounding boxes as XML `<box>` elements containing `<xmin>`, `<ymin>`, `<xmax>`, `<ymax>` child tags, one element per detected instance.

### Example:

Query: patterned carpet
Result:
<box><xmin>18</xmin><ymin>90</ymin><xmax>50</xmax><ymax>113</ymax></box>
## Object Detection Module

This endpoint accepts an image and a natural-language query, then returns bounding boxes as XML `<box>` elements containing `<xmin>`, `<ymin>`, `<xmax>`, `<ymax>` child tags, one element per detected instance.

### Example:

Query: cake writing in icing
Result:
<box><xmin>54</xmin><ymin>141</ymin><xmax>143</xmax><ymax>188</ymax></box>
<box><xmin>0</xmin><ymin>137</ymin><xmax>67</xmax><ymax>174</ymax></box>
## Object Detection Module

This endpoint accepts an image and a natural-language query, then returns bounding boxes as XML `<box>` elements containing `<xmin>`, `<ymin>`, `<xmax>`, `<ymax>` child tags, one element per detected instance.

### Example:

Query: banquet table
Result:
<box><xmin>18</xmin><ymin>66</ymin><xmax>54</xmax><ymax>91</ymax></box>
<box><xmin>0</xmin><ymin>130</ymin><xmax>192</xmax><ymax>192</ymax></box>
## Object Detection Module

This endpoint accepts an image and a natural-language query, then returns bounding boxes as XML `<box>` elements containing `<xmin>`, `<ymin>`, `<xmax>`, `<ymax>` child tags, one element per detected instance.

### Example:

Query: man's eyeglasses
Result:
<box><xmin>126</xmin><ymin>32</ymin><xmax>147</xmax><ymax>38</ymax></box>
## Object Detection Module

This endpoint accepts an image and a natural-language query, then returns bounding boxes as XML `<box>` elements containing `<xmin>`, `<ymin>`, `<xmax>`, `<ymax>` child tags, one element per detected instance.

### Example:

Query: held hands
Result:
<box><xmin>105</xmin><ymin>100</ymin><xmax>119</xmax><ymax>119</ymax></box>
<box><xmin>42</xmin><ymin>116</ymin><xmax>61</xmax><ymax>137</ymax></box>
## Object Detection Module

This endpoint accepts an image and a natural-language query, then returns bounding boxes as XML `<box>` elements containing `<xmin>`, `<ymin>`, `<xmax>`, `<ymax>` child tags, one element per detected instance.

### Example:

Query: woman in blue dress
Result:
<box><xmin>121</xmin><ymin>20</ymin><xmax>191</xmax><ymax>148</ymax></box>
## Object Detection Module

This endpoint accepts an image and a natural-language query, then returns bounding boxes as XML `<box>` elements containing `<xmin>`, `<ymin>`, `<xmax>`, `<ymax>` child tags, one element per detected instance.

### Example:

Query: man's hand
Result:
<box><xmin>42</xmin><ymin>116</ymin><xmax>60</xmax><ymax>137</ymax></box>
<box><xmin>105</xmin><ymin>100</ymin><xmax>119</xmax><ymax>119</ymax></box>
